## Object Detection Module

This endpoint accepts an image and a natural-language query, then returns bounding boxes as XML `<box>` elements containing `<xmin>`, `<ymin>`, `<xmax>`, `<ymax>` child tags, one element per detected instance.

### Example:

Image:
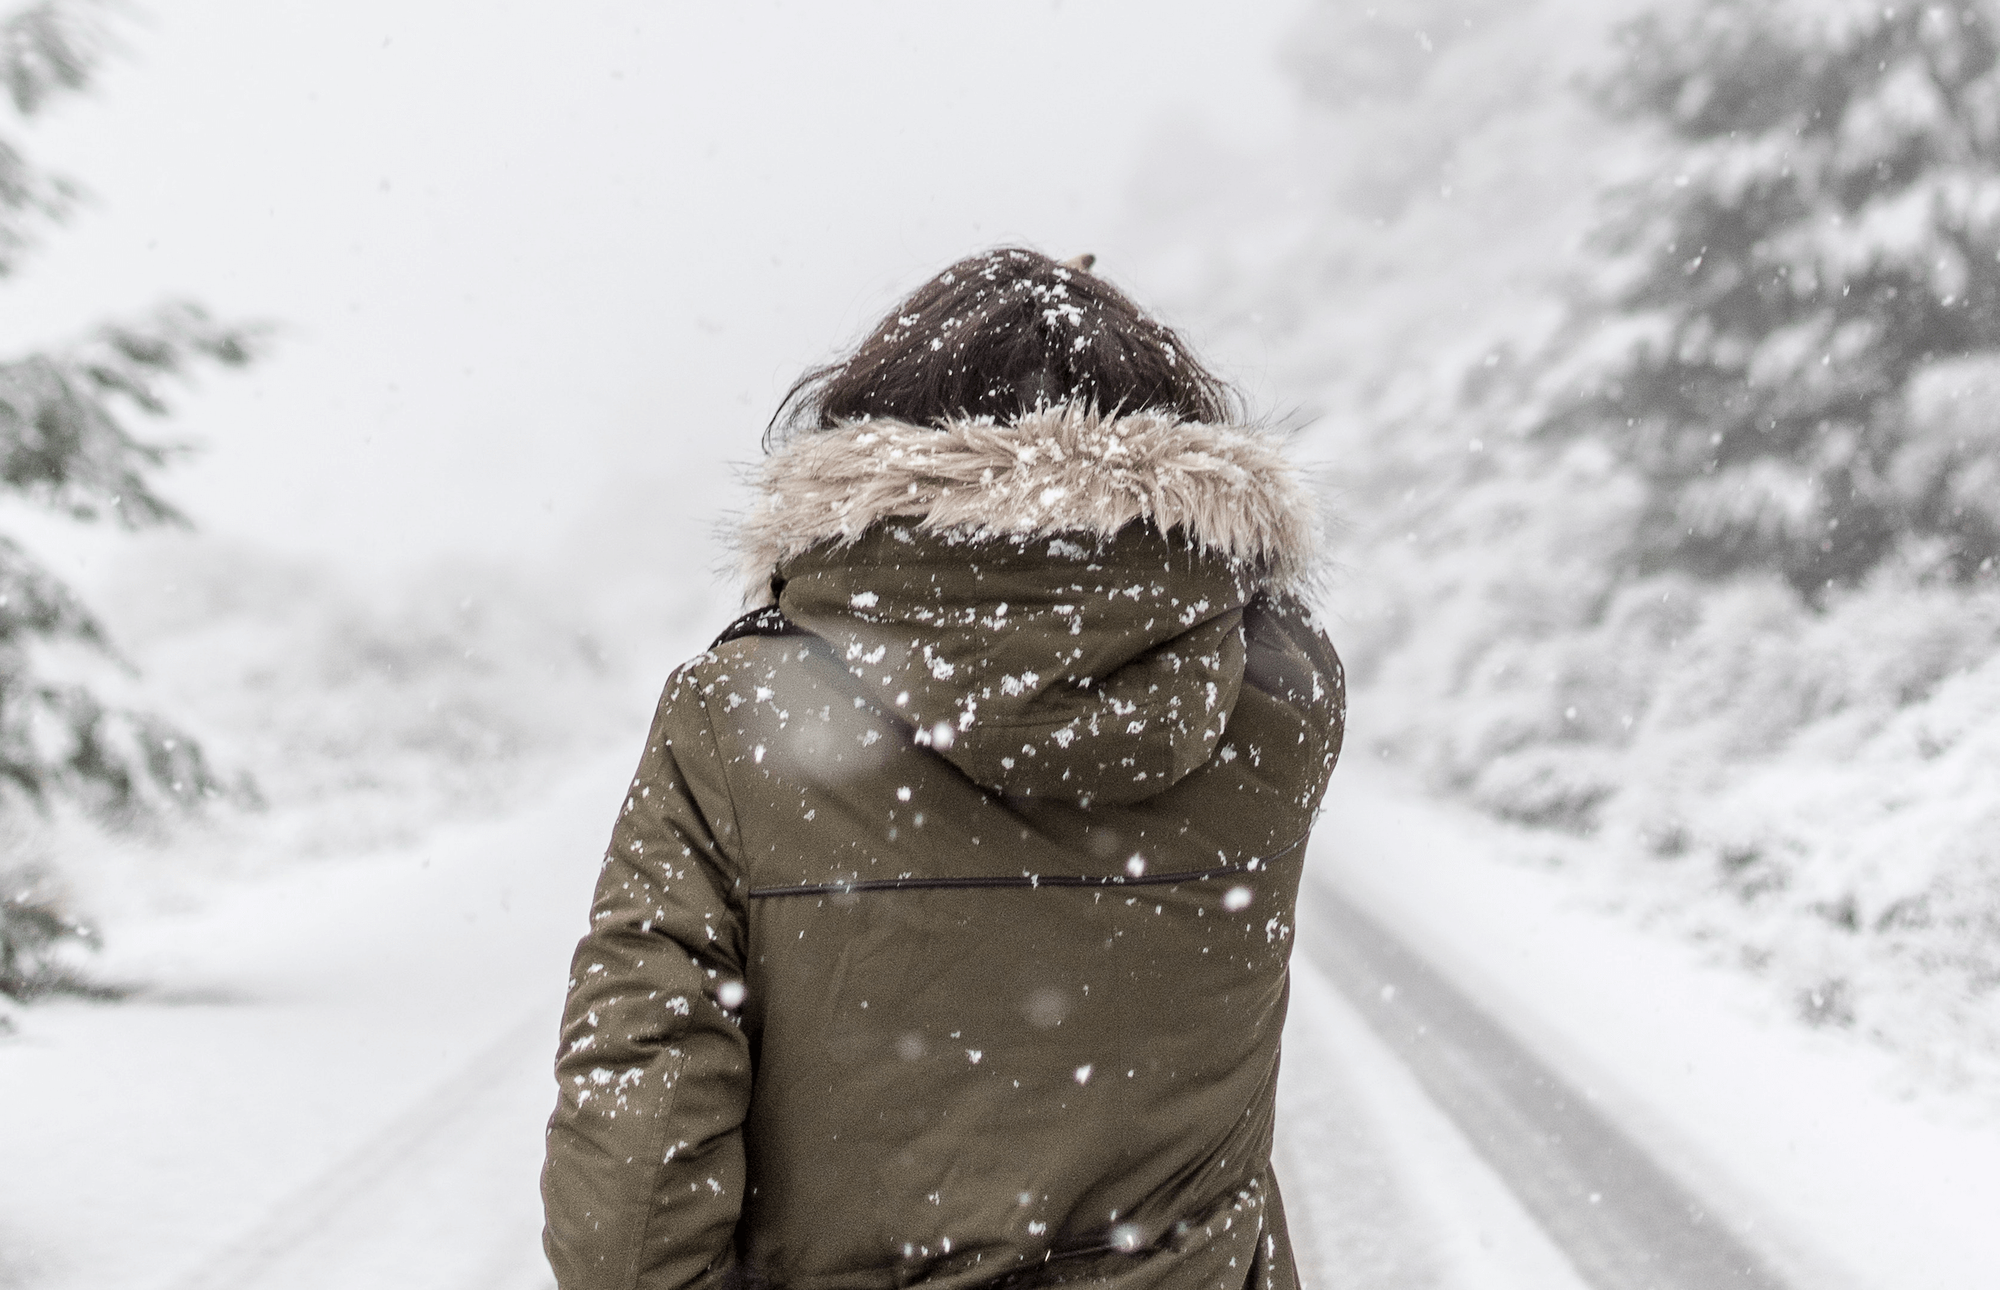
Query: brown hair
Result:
<box><xmin>767</xmin><ymin>247</ymin><xmax>1239</xmax><ymax>448</ymax></box>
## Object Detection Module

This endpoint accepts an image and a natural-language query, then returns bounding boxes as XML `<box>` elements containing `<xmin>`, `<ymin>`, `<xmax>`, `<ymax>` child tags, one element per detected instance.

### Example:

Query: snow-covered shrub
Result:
<box><xmin>95</xmin><ymin>541</ymin><xmax>643</xmax><ymax>856</ymax></box>
<box><xmin>0</xmin><ymin>538</ymin><xmax>663</xmax><ymax>979</ymax></box>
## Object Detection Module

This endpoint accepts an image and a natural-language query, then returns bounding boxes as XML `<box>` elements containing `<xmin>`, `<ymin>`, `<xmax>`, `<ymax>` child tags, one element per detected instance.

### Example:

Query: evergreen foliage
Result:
<box><xmin>1</xmin><ymin>876</ymin><xmax>114</xmax><ymax>1001</ymax></box>
<box><xmin>1549</xmin><ymin>0</ymin><xmax>2000</xmax><ymax>594</ymax></box>
<box><xmin>0</xmin><ymin>1</ymin><xmax>261</xmax><ymax>995</ymax></box>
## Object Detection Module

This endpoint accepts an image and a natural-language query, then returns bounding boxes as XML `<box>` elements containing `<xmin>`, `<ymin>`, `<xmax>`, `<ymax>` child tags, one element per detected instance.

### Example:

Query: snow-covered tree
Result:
<box><xmin>0</xmin><ymin>1</ymin><xmax>261</xmax><ymax>1000</ymax></box>
<box><xmin>1547</xmin><ymin>0</ymin><xmax>2000</xmax><ymax>595</ymax></box>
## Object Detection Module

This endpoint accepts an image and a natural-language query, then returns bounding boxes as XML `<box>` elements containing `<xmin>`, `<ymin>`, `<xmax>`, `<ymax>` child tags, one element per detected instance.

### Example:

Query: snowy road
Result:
<box><xmin>130</xmin><ymin>917</ymin><xmax>1602</xmax><ymax>1290</ymax></box>
<box><xmin>160</xmin><ymin>1007</ymin><xmax>556</xmax><ymax>1290</ymax></box>
<box><xmin>1295</xmin><ymin>881</ymin><xmax>1786</xmax><ymax>1290</ymax></box>
<box><xmin>6</xmin><ymin>755</ymin><xmax>1985</xmax><ymax>1289</ymax></box>
<box><xmin>133</xmin><ymin>894</ymin><xmax>1605</xmax><ymax>1290</ymax></box>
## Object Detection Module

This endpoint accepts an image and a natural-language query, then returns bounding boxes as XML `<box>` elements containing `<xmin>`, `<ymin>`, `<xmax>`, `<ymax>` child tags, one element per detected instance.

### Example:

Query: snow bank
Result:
<box><xmin>1314</xmin><ymin>761</ymin><xmax>2000</xmax><ymax>1290</ymax></box>
<box><xmin>1361</xmin><ymin>527</ymin><xmax>2000</xmax><ymax>1090</ymax></box>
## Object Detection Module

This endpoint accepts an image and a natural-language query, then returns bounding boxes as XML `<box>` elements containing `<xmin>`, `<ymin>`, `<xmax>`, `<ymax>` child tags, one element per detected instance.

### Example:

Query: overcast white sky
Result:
<box><xmin>0</xmin><ymin>0</ymin><xmax>1309</xmax><ymax>584</ymax></box>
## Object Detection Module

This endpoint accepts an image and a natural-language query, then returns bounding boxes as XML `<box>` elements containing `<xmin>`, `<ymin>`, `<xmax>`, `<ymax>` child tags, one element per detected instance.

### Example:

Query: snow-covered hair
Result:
<box><xmin>766</xmin><ymin>246</ymin><xmax>1240</xmax><ymax>449</ymax></box>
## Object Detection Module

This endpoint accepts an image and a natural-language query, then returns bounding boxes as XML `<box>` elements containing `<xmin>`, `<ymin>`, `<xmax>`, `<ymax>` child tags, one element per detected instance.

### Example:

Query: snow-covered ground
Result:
<box><xmin>1316</xmin><ymin>758</ymin><xmax>2000</xmax><ymax>1290</ymax></box>
<box><xmin>0</xmin><ymin>744</ymin><xmax>1586</xmax><ymax>1290</ymax></box>
<box><xmin>0</xmin><ymin>537</ymin><xmax>711</xmax><ymax>1290</ymax></box>
<box><xmin>2</xmin><ymin>731</ymin><xmax>1579</xmax><ymax>1290</ymax></box>
<box><xmin>7</xmin><ymin>717</ymin><xmax>1995</xmax><ymax>1289</ymax></box>
<box><xmin>0</xmin><ymin>746</ymin><xmax>628</xmax><ymax>1290</ymax></box>
<box><xmin>1277</xmin><ymin>965</ymin><xmax>1590</xmax><ymax>1290</ymax></box>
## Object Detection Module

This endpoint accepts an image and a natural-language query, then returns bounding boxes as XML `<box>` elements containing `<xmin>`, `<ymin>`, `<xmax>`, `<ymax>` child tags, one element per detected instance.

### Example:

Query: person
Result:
<box><xmin>541</xmin><ymin>247</ymin><xmax>1344</xmax><ymax>1290</ymax></box>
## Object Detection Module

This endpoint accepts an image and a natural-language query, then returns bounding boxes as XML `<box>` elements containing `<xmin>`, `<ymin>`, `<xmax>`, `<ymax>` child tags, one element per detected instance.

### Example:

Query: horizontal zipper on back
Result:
<box><xmin>747</xmin><ymin>833</ymin><xmax>1306</xmax><ymax>899</ymax></box>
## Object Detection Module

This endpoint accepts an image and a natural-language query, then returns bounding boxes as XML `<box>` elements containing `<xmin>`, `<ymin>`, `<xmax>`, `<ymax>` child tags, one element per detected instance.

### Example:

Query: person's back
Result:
<box><xmin>542</xmin><ymin>251</ymin><xmax>1344</xmax><ymax>1290</ymax></box>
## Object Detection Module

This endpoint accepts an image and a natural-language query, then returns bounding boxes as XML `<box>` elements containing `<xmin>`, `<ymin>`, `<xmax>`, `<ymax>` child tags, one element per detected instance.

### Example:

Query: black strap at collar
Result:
<box><xmin>710</xmin><ymin>605</ymin><xmax>808</xmax><ymax>649</ymax></box>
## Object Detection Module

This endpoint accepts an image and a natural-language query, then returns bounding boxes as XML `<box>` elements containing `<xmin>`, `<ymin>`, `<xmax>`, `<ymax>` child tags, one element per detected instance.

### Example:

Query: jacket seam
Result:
<box><xmin>691</xmin><ymin>679</ymin><xmax>751</xmax><ymax>904</ymax></box>
<box><xmin>623</xmin><ymin>1046</ymin><xmax>691</xmax><ymax>1289</ymax></box>
<box><xmin>746</xmin><ymin>832</ymin><xmax>1307</xmax><ymax>899</ymax></box>
<box><xmin>938</xmin><ymin>693</ymin><xmax>1233</xmax><ymax>732</ymax></box>
<box><xmin>626</xmin><ymin>679</ymin><xmax>744</xmax><ymax>1287</ymax></box>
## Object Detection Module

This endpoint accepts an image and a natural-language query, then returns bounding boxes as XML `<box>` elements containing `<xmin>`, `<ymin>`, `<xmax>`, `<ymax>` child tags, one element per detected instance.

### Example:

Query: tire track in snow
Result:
<box><xmin>1298</xmin><ymin>875</ymin><xmax>1793</xmax><ymax>1290</ymax></box>
<box><xmin>1279</xmin><ymin>955</ymin><xmax>1598</xmax><ymax>1290</ymax></box>
<box><xmin>165</xmin><ymin>1006</ymin><xmax>553</xmax><ymax>1290</ymax></box>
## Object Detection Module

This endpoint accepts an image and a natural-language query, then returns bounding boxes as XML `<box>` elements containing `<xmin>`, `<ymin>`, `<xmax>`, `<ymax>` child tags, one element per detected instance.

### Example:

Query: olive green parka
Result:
<box><xmin>543</xmin><ymin>408</ymin><xmax>1344</xmax><ymax>1290</ymax></box>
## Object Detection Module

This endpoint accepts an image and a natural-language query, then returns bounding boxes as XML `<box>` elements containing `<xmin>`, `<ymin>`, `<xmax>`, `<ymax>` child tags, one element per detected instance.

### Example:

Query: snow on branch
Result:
<box><xmin>0</xmin><ymin>302</ymin><xmax>269</xmax><ymax>528</ymax></box>
<box><xmin>0</xmin><ymin>0</ymin><xmax>105</xmax><ymax>117</ymax></box>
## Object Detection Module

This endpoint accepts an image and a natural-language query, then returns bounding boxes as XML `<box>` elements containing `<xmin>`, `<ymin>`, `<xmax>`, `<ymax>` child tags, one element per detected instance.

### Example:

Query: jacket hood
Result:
<box><xmin>738</xmin><ymin>408</ymin><xmax>1321</xmax><ymax>805</ymax></box>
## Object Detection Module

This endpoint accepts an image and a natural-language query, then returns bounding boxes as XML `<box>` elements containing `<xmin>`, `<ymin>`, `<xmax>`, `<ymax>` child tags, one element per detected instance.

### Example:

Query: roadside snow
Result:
<box><xmin>0</xmin><ymin>748</ymin><xmax>630</xmax><ymax>1290</ymax></box>
<box><xmin>1316</xmin><ymin>758</ymin><xmax>2000</xmax><ymax>1290</ymax></box>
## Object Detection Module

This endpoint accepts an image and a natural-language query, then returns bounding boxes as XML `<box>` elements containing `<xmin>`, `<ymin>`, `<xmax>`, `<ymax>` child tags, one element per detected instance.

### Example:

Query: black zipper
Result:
<box><xmin>747</xmin><ymin>833</ymin><xmax>1306</xmax><ymax>899</ymax></box>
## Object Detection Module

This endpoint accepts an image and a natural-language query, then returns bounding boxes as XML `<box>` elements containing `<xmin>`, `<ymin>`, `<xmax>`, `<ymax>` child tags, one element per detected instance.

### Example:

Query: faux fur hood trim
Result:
<box><xmin>738</xmin><ymin>407</ymin><xmax>1321</xmax><ymax>598</ymax></box>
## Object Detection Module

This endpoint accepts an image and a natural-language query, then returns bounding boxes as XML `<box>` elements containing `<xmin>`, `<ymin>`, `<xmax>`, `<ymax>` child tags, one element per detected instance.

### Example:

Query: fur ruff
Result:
<box><xmin>738</xmin><ymin>407</ymin><xmax>1322</xmax><ymax>597</ymax></box>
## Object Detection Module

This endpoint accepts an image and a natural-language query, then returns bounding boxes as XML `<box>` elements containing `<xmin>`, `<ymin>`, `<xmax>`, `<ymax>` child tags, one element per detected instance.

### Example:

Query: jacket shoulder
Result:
<box><xmin>664</xmin><ymin>622</ymin><xmax>816</xmax><ymax>702</ymax></box>
<box><xmin>655</xmin><ymin>626</ymin><xmax>840</xmax><ymax>765</ymax></box>
<box><xmin>709</xmin><ymin>605</ymin><xmax>807</xmax><ymax>649</ymax></box>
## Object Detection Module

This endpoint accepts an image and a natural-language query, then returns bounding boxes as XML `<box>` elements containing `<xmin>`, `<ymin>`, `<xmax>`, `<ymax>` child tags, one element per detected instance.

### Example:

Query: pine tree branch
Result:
<box><xmin>0</xmin><ymin>5</ymin><xmax>261</xmax><ymax>993</ymax></box>
<box><xmin>0</xmin><ymin>532</ymin><xmax>110</xmax><ymax>651</ymax></box>
<box><xmin>0</xmin><ymin>878</ymin><xmax>112</xmax><ymax>1002</ymax></box>
<box><xmin>0</xmin><ymin>300</ymin><xmax>270</xmax><ymax>825</ymax></box>
<box><xmin>0</xmin><ymin>111</ymin><xmax>76</xmax><ymax>274</ymax></box>
<box><xmin>0</xmin><ymin>1</ymin><xmax>115</xmax><ymax>274</ymax></box>
<box><xmin>0</xmin><ymin>672</ymin><xmax>236</xmax><ymax>823</ymax></box>
<box><xmin>72</xmin><ymin>299</ymin><xmax>264</xmax><ymax>412</ymax></box>
<box><xmin>0</xmin><ymin>0</ymin><xmax>107</xmax><ymax>117</ymax></box>
<box><xmin>0</xmin><ymin>302</ymin><xmax>270</xmax><ymax>527</ymax></box>
<box><xmin>1541</xmin><ymin>0</ymin><xmax>2000</xmax><ymax>593</ymax></box>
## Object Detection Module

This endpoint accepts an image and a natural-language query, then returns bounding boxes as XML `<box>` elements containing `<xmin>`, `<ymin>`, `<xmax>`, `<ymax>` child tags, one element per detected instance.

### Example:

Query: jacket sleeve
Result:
<box><xmin>543</xmin><ymin>667</ymin><xmax>753</xmax><ymax>1290</ymax></box>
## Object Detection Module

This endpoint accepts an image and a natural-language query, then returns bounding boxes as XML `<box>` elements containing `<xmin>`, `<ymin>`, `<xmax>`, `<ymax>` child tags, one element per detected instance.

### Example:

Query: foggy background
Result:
<box><xmin>5</xmin><ymin>2</ymin><xmax>2000</xmax><ymax>1289</ymax></box>
<box><xmin>0</xmin><ymin>0</ymin><xmax>1303</xmax><ymax>573</ymax></box>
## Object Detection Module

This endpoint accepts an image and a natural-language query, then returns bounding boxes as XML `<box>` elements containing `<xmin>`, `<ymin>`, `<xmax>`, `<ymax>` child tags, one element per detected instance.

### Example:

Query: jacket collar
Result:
<box><xmin>738</xmin><ymin>406</ymin><xmax>1322</xmax><ymax>599</ymax></box>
